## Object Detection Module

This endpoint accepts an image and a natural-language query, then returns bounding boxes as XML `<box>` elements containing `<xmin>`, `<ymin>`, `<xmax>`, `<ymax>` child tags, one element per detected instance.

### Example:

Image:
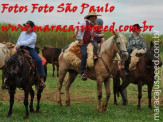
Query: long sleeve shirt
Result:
<box><xmin>75</xmin><ymin>19</ymin><xmax>94</xmax><ymax>40</ymax></box>
<box><xmin>127</xmin><ymin>33</ymin><xmax>147</xmax><ymax>52</ymax></box>
<box><xmin>16</xmin><ymin>31</ymin><xmax>37</xmax><ymax>49</ymax></box>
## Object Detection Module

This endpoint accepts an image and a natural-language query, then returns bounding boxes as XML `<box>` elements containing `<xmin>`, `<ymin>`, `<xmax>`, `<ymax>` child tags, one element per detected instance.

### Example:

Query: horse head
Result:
<box><xmin>5</xmin><ymin>52</ymin><xmax>23</xmax><ymax>83</ymax></box>
<box><xmin>113</xmin><ymin>32</ymin><xmax>128</xmax><ymax>60</ymax></box>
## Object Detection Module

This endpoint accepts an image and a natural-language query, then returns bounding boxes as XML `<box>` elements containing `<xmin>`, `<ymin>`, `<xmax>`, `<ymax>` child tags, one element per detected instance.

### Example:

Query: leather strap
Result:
<box><xmin>99</xmin><ymin>57</ymin><xmax>110</xmax><ymax>73</ymax></box>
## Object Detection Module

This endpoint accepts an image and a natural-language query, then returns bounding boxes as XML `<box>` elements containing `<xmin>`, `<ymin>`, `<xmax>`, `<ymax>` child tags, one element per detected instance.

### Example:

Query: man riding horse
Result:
<box><xmin>76</xmin><ymin>12</ymin><xmax>104</xmax><ymax>80</ymax></box>
<box><xmin>125</xmin><ymin>24</ymin><xmax>147</xmax><ymax>75</ymax></box>
<box><xmin>14</xmin><ymin>20</ymin><xmax>46</xmax><ymax>89</ymax></box>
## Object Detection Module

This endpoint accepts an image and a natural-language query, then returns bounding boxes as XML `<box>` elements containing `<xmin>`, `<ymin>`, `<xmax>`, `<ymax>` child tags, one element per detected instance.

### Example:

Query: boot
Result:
<box><xmin>39</xmin><ymin>77</ymin><xmax>46</xmax><ymax>89</ymax></box>
<box><xmin>81</xmin><ymin>74</ymin><xmax>87</xmax><ymax>81</ymax></box>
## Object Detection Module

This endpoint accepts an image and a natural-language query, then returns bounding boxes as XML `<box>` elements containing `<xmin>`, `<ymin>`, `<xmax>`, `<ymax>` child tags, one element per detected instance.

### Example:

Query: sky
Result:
<box><xmin>0</xmin><ymin>0</ymin><xmax>162</xmax><ymax>34</ymax></box>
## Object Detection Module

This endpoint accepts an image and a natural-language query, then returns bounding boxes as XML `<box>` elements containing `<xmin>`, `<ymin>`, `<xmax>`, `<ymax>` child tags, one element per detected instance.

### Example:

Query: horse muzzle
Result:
<box><xmin>121</xmin><ymin>52</ymin><xmax>129</xmax><ymax>60</ymax></box>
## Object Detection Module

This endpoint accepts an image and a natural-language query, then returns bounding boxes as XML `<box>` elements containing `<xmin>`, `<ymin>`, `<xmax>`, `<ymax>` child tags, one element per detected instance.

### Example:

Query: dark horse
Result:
<box><xmin>5</xmin><ymin>48</ymin><xmax>45</xmax><ymax>119</ymax></box>
<box><xmin>113</xmin><ymin>41</ymin><xmax>162</xmax><ymax>109</ymax></box>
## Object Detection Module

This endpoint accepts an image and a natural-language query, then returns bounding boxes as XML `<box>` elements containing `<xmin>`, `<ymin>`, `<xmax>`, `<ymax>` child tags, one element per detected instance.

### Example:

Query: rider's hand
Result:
<box><xmin>15</xmin><ymin>44</ymin><xmax>19</xmax><ymax>50</ymax></box>
<box><xmin>78</xmin><ymin>40</ymin><xmax>84</xmax><ymax>46</ymax></box>
<box><xmin>100</xmin><ymin>34</ymin><xmax>105</xmax><ymax>38</ymax></box>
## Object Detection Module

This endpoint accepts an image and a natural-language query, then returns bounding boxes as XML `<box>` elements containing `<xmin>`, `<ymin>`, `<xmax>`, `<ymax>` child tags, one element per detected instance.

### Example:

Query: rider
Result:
<box><xmin>125</xmin><ymin>24</ymin><xmax>147</xmax><ymax>75</ymax></box>
<box><xmin>91</xmin><ymin>18</ymin><xmax>105</xmax><ymax>60</ymax></box>
<box><xmin>76</xmin><ymin>12</ymin><xmax>101</xmax><ymax>80</ymax></box>
<box><xmin>14</xmin><ymin>20</ymin><xmax>46</xmax><ymax>89</ymax></box>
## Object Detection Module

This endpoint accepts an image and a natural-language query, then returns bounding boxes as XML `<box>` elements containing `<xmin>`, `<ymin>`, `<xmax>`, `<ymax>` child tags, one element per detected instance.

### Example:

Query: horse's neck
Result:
<box><xmin>138</xmin><ymin>55</ymin><xmax>153</xmax><ymax>71</ymax></box>
<box><xmin>100</xmin><ymin>41</ymin><xmax>117</xmax><ymax>69</ymax></box>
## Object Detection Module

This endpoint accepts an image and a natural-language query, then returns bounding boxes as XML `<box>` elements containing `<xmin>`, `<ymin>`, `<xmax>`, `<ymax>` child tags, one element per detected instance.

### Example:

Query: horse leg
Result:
<box><xmin>52</xmin><ymin>62</ymin><xmax>55</xmax><ymax>77</ymax></box>
<box><xmin>58</xmin><ymin>70</ymin><xmax>67</xmax><ymax>106</ymax></box>
<box><xmin>2</xmin><ymin>68</ymin><xmax>5</xmax><ymax>85</ymax></box>
<box><xmin>119</xmin><ymin>79</ymin><xmax>130</xmax><ymax>105</ymax></box>
<box><xmin>29</xmin><ymin>88</ymin><xmax>35</xmax><ymax>113</ymax></box>
<box><xmin>113</xmin><ymin>77</ymin><xmax>119</xmax><ymax>105</ymax></box>
<box><xmin>65</xmin><ymin>71</ymin><xmax>78</xmax><ymax>107</ymax></box>
<box><xmin>96</xmin><ymin>77</ymin><xmax>103</xmax><ymax>113</ymax></box>
<box><xmin>137</xmin><ymin>83</ymin><xmax>142</xmax><ymax>110</ymax></box>
<box><xmin>57</xmin><ymin>64</ymin><xmax>59</xmax><ymax>77</ymax></box>
<box><xmin>102</xmin><ymin>78</ymin><xmax>111</xmax><ymax>112</ymax></box>
<box><xmin>7</xmin><ymin>90</ymin><xmax>15</xmax><ymax>117</ymax></box>
<box><xmin>147</xmin><ymin>84</ymin><xmax>153</xmax><ymax>109</ymax></box>
<box><xmin>24</xmin><ymin>90</ymin><xmax>30</xmax><ymax>119</ymax></box>
<box><xmin>36</xmin><ymin>89</ymin><xmax>43</xmax><ymax>113</ymax></box>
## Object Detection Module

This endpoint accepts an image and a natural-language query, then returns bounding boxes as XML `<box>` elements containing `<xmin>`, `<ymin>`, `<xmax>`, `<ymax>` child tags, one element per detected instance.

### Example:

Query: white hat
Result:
<box><xmin>84</xmin><ymin>12</ymin><xmax>101</xmax><ymax>19</ymax></box>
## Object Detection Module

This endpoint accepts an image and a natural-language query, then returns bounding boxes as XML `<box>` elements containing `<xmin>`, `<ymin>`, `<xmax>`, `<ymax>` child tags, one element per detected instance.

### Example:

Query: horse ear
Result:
<box><xmin>150</xmin><ymin>41</ymin><xmax>154</xmax><ymax>48</ymax></box>
<box><xmin>113</xmin><ymin>30</ymin><xmax>118</xmax><ymax>40</ymax></box>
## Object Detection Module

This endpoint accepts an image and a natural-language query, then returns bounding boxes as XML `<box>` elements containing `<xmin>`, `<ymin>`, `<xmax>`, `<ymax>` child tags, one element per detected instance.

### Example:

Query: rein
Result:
<box><xmin>97</xmin><ymin>38</ymin><xmax>127</xmax><ymax>80</ymax></box>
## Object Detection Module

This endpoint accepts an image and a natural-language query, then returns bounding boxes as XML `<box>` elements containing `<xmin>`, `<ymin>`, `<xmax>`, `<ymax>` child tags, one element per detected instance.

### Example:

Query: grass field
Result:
<box><xmin>0</xmin><ymin>53</ymin><xmax>163</xmax><ymax>122</ymax></box>
<box><xmin>0</xmin><ymin>23</ymin><xmax>163</xmax><ymax>121</ymax></box>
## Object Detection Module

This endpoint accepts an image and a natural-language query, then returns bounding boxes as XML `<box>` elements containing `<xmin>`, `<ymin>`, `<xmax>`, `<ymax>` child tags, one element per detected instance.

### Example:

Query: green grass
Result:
<box><xmin>0</xmin><ymin>23</ymin><xmax>163</xmax><ymax>121</ymax></box>
<box><xmin>0</xmin><ymin>54</ymin><xmax>163</xmax><ymax>121</ymax></box>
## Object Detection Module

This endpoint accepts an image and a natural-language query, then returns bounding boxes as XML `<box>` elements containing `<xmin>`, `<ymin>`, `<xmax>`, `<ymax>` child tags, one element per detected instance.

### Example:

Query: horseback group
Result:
<box><xmin>1</xmin><ymin>12</ymin><xmax>162</xmax><ymax>119</ymax></box>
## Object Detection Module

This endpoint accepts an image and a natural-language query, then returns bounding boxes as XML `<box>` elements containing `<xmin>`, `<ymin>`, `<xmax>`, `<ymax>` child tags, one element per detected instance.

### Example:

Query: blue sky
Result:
<box><xmin>0</xmin><ymin>0</ymin><xmax>162</xmax><ymax>34</ymax></box>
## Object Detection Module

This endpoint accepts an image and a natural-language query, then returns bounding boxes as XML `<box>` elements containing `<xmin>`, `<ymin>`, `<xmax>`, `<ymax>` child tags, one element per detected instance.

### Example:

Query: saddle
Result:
<box><xmin>63</xmin><ymin>41</ymin><xmax>94</xmax><ymax>68</ymax></box>
<box><xmin>129</xmin><ymin>49</ymin><xmax>145</xmax><ymax>71</ymax></box>
<box><xmin>18</xmin><ymin>48</ymin><xmax>35</xmax><ymax>68</ymax></box>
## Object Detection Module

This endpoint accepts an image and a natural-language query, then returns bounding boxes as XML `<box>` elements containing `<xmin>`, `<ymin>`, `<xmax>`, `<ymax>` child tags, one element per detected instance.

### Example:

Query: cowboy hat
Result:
<box><xmin>84</xmin><ymin>12</ymin><xmax>101</xmax><ymax>19</ymax></box>
<box><xmin>23</xmin><ymin>20</ymin><xmax>35</xmax><ymax>28</ymax></box>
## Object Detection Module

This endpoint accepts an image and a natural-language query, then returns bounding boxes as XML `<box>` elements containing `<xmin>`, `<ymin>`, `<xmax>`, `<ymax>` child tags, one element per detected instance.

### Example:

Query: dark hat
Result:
<box><xmin>133</xmin><ymin>24</ymin><xmax>142</xmax><ymax>29</ymax></box>
<box><xmin>23</xmin><ymin>20</ymin><xmax>35</xmax><ymax>28</ymax></box>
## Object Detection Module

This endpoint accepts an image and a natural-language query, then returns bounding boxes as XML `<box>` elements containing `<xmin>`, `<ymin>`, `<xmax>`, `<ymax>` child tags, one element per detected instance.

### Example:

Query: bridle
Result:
<box><xmin>98</xmin><ymin>37</ymin><xmax>128</xmax><ymax>81</ymax></box>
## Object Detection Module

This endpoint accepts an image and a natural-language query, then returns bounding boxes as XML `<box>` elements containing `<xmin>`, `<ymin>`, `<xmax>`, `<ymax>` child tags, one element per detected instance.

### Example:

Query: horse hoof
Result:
<box><xmin>102</xmin><ymin>107</ymin><xmax>107</xmax><ymax>112</ymax></box>
<box><xmin>7</xmin><ymin>114</ymin><xmax>11</xmax><ymax>118</ymax></box>
<box><xmin>23</xmin><ymin>116</ymin><xmax>29</xmax><ymax>120</ymax></box>
<box><xmin>114</xmin><ymin>103</ymin><xmax>118</xmax><ymax>105</ymax></box>
<box><xmin>66</xmin><ymin>101</ymin><xmax>70</xmax><ymax>107</ymax></box>
<box><xmin>137</xmin><ymin>107</ymin><xmax>141</xmax><ymax>110</ymax></box>
<box><xmin>97</xmin><ymin>108</ymin><xmax>103</xmax><ymax>113</ymax></box>
<box><xmin>30</xmin><ymin>109</ymin><xmax>35</xmax><ymax>113</ymax></box>
<box><xmin>122</xmin><ymin>102</ymin><xmax>127</xmax><ymax>106</ymax></box>
<box><xmin>36</xmin><ymin>109</ymin><xmax>40</xmax><ymax>113</ymax></box>
<box><xmin>148</xmin><ymin>106</ymin><xmax>152</xmax><ymax>110</ymax></box>
<box><xmin>58</xmin><ymin>102</ymin><xmax>63</xmax><ymax>106</ymax></box>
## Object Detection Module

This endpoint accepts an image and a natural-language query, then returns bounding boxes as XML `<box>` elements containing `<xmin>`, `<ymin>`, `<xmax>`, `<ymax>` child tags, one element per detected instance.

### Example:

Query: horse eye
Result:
<box><xmin>117</xmin><ymin>42</ymin><xmax>120</xmax><ymax>45</ymax></box>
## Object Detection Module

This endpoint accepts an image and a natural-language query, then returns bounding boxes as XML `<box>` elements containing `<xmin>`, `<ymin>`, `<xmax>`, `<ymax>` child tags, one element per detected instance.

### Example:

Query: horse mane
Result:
<box><xmin>100</xmin><ymin>36</ymin><xmax>115</xmax><ymax>54</ymax></box>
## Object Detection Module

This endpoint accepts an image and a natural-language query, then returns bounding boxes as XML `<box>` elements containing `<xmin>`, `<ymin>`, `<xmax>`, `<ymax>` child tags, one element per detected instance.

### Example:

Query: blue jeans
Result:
<box><xmin>80</xmin><ymin>45</ymin><xmax>88</xmax><ymax>75</ymax></box>
<box><xmin>28</xmin><ymin>48</ymin><xmax>45</xmax><ymax>77</ymax></box>
<box><xmin>91</xmin><ymin>41</ymin><xmax>98</xmax><ymax>56</ymax></box>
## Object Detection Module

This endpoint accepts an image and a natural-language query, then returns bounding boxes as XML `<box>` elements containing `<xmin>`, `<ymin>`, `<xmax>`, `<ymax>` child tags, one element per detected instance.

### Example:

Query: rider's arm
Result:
<box><xmin>127</xmin><ymin>36</ymin><xmax>134</xmax><ymax>53</ymax></box>
<box><xmin>18</xmin><ymin>33</ymin><xmax>37</xmax><ymax>47</ymax></box>
<box><xmin>76</xmin><ymin>20</ymin><xmax>86</xmax><ymax>40</ymax></box>
<box><xmin>141</xmin><ymin>37</ymin><xmax>147</xmax><ymax>51</ymax></box>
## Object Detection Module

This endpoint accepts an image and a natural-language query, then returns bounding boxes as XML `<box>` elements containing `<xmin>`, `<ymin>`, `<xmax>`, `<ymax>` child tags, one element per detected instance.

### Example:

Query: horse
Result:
<box><xmin>114</xmin><ymin>41</ymin><xmax>162</xmax><ymax>110</ymax></box>
<box><xmin>5</xmin><ymin>48</ymin><xmax>45</xmax><ymax>119</ymax></box>
<box><xmin>57</xmin><ymin>33</ymin><xmax>128</xmax><ymax>113</ymax></box>
<box><xmin>0</xmin><ymin>43</ymin><xmax>10</xmax><ymax>86</ymax></box>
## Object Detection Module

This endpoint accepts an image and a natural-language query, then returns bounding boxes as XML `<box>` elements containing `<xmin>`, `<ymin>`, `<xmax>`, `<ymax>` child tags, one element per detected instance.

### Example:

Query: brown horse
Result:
<box><xmin>57</xmin><ymin>33</ymin><xmax>128</xmax><ymax>113</ymax></box>
<box><xmin>114</xmin><ymin>41</ymin><xmax>162</xmax><ymax>110</ymax></box>
<box><xmin>5</xmin><ymin>48</ymin><xmax>45</xmax><ymax>119</ymax></box>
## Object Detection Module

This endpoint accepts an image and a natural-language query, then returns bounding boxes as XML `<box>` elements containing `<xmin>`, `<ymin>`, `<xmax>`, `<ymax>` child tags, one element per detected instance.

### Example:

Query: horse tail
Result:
<box><xmin>161</xmin><ymin>66</ymin><xmax>163</xmax><ymax>88</ymax></box>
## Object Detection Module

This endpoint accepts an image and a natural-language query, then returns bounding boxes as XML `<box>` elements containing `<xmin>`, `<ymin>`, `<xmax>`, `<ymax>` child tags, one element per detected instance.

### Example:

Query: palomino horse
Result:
<box><xmin>116</xmin><ymin>41</ymin><xmax>162</xmax><ymax>110</ymax></box>
<box><xmin>0</xmin><ymin>43</ymin><xmax>10</xmax><ymax>86</ymax></box>
<box><xmin>57</xmin><ymin>33</ymin><xmax>128</xmax><ymax>112</ymax></box>
<box><xmin>5</xmin><ymin>48</ymin><xmax>45</xmax><ymax>119</ymax></box>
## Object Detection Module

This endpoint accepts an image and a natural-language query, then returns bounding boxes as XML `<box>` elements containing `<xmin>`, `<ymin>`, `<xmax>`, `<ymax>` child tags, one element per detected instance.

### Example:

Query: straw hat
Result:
<box><xmin>84</xmin><ymin>12</ymin><xmax>101</xmax><ymax>19</ymax></box>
